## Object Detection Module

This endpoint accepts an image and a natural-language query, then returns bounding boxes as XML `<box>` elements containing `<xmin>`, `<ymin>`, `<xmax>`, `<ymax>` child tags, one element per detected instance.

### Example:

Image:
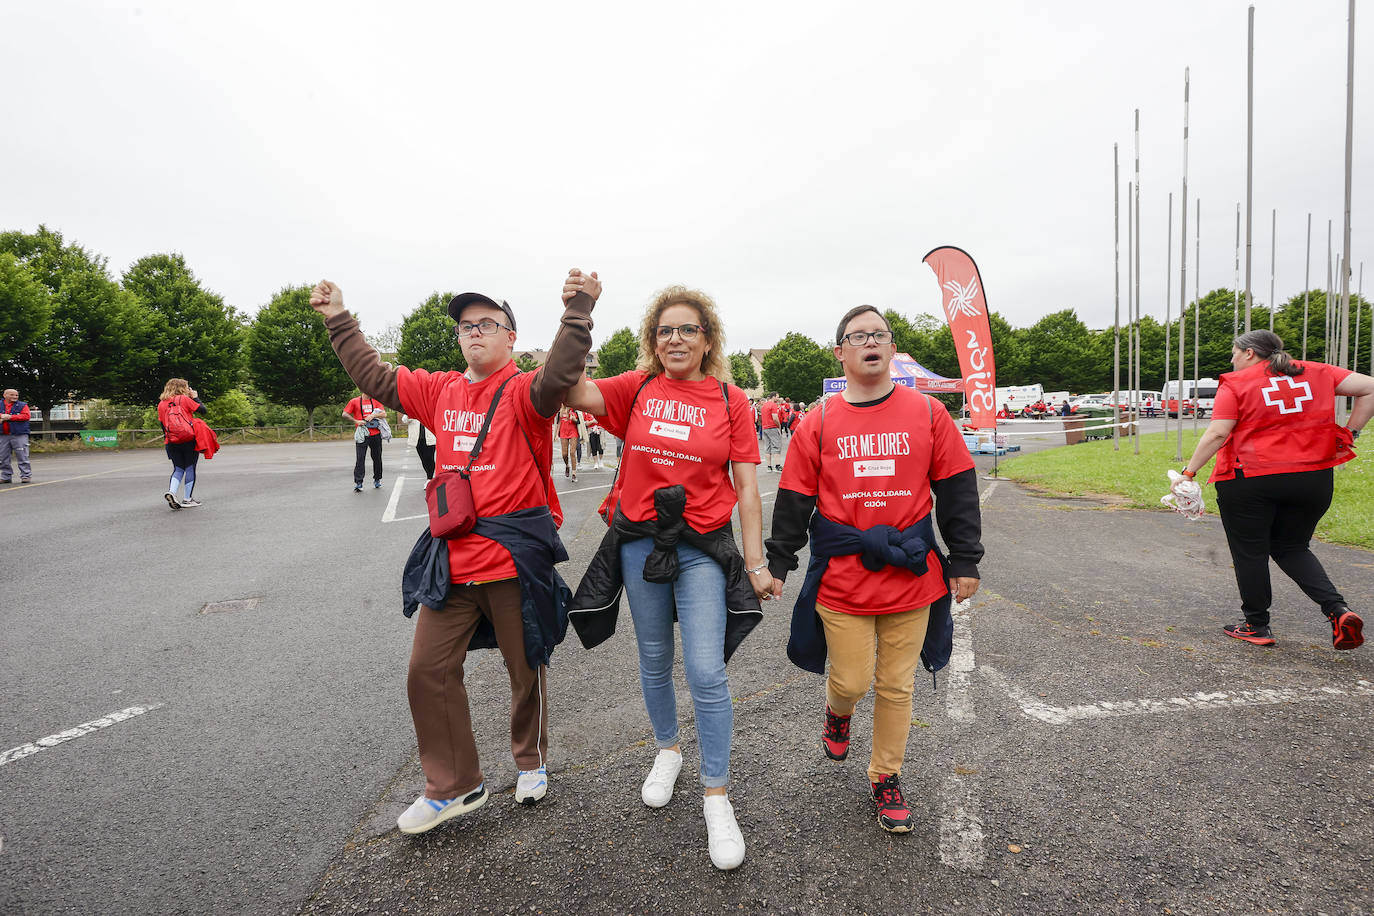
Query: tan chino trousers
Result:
<box><xmin>817</xmin><ymin>602</ymin><xmax>931</xmax><ymax>783</ymax></box>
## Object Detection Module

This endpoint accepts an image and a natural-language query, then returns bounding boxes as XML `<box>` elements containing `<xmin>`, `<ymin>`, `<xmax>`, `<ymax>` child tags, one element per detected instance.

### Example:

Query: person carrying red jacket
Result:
<box><xmin>157</xmin><ymin>379</ymin><xmax>208</xmax><ymax>509</ymax></box>
<box><xmin>765</xmin><ymin>305</ymin><xmax>984</xmax><ymax>834</ymax></box>
<box><xmin>310</xmin><ymin>268</ymin><xmax>598</xmax><ymax>835</ymax></box>
<box><xmin>1179</xmin><ymin>329</ymin><xmax>1374</xmax><ymax>650</ymax></box>
<box><xmin>1</xmin><ymin>388</ymin><xmax>33</xmax><ymax>484</ymax></box>
<box><xmin>343</xmin><ymin>394</ymin><xmax>388</xmax><ymax>491</ymax></box>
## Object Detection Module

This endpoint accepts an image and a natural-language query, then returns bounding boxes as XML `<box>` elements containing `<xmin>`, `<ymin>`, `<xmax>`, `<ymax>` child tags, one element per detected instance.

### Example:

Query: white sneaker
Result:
<box><xmin>179</xmin><ymin>498</ymin><xmax>201</xmax><ymax>508</ymax></box>
<box><xmin>396</xmin><ymin>784</ymin><xmax>488</xmax><ymax>834</ymax></box>
<box><xmin>641</xmin><ymin>748</ymin><xmax>683</xmax><ymax>808</ymax></box>
<box><xmin>703</xmin><ymin>794</ymin><xmax>746</xmax><ymax>870</ymax></box>
<box><xmin>516</xmin><ymin>765</ymin><xmax>547</xmax><ymax>805</ymax></box>
<box><xmin>164</xmin><ymin>492</ymin><xmax>181</xmax><ymax>510</ymax></box>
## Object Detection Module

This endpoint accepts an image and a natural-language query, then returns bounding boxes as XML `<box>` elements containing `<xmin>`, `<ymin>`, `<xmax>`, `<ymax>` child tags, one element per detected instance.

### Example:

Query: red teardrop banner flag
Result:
<box><xmin>923</xmin><ymin>246</ymin><xmax>997</xmax><ymax>430</ymax></box>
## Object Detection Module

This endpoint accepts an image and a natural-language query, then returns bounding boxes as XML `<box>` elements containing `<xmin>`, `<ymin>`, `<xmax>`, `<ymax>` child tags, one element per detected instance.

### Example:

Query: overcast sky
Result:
<box><xmin>4</xmin><ymin>1</ymin><xmax>1370</xmax><ymax>356</ymax></box>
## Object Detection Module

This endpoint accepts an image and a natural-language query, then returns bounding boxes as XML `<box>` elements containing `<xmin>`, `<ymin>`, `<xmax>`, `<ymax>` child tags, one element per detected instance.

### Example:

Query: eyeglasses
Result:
<box><xmin>454</xmin><ymin>318</ymin><xmax>512</xmax><ymax>338</ymax></box>
<box><xmin>839</xmin><ymin>329</ymin><xmax>893</xmax><ymax>346</ymax></box>
<box><xmin>655</xmin><ymin>324</ymin><xmax>704</xmax><ymax>342</ymax></box>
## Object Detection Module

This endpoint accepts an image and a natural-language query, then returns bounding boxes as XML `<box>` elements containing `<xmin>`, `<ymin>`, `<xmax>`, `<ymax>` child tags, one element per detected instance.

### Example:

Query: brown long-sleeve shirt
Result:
<box><xmin>323</xmin><ymin>291</ymin><xmax>596</xmax><ymax>418</ymax></box>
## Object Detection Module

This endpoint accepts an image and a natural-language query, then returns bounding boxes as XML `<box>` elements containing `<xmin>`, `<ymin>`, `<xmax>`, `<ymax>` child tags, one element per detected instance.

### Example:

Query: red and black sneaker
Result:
<box><xmin>1223</xmin><ymin>621</ymin><xmax>1276</xmax><ymax>646</ymax></box>
<box><xmin>822</xmin><ymin>705</ymin><xmax>850</xmax><ymax>761</ymax></box>
<box><xmin>1329</xmin><ymin>607</ymin><xmax>1364</xmax><ymax>651</ymax></box>
<box><xmin>870</xmin><ymin>773</ymin><xmax>913</xmax><ymax>833</ymax></box>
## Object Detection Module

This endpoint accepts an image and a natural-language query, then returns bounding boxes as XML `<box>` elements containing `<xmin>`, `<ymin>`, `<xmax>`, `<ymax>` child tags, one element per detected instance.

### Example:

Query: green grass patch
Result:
<box><xmin>997</xmin><ymin>429</ymin><xmax>1374</xmax><ymax>550</ymax></box>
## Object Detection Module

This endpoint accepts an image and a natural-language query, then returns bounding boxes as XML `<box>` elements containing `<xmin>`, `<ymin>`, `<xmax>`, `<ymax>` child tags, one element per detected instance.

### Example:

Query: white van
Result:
<box><xmin>1163</xmin><ymin>378</ymin><xmax>1220</xmax><ymax>418</ymax></box>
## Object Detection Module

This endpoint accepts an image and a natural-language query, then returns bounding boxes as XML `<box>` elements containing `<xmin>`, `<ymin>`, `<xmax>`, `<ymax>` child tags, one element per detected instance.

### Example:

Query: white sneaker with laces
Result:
<box><xmin>396</xmin><ymin>784</ymin><xmax>488</xmax><ymax>834</ymax></box>
<box><xmin>703</xmin><ymin>794</ymin><xmax>746</xmax><ymax>870</ymax></box>
<box><xmin>641</xmin><ymin>748</ymin><xmax>683</xmax><ymax>808</ymax></box>
<box><xmin>180</xmin><ymin>498</ymin><xmax>201</xmax><ymax>508</ymax></box>
<box><xmin>516</xmin><ymin>765</ymin><xmax>547</xmax><ymax>805</ymax></box>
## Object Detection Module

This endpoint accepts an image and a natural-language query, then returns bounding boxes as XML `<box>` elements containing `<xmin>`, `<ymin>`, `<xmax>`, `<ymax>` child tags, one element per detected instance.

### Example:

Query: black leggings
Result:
<box><xmin>1215</xmin><ymin>468</ymin><xmax>1345</xmax><ymax>626</ymax></box>
<box><xmin>354</xmin><ymin>435</ymin><xmax>383</xmax><ymax>485</ymax></box>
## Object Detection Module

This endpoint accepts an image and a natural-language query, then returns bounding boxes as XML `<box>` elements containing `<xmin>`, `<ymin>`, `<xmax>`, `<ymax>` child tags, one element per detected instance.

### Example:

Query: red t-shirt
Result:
<box><xmin>396</xmin><ymin>361</ymin><xmax>560</xmax><ymax>583</ymax></box>
<box><xmin>1208</xmin><ymin>360</ymin><xmax>1354</xmax><ymax>483</ymax></box>
<box><xmin>760</xmin><ymin>399</ymin><xmax>780</xmax><ymax>429</ymax></box>
<box><xmin>595</xmin><ymin>371</ymin><xmax>759</xmax><ymax>530</ymax></box>
<box><xmin>557</xmin><ymin>410</ymin><xmax>580</xmax><ymax>439</ymax></box>
<box><xmin>344</xmin><ymin>396</ymin><xmax>386</xmax><ymax>436</ymax></box>
<box><xmin>780</xmin><ymin>387</ymin><xmax>975</xmax><ymax>615</ymax></box>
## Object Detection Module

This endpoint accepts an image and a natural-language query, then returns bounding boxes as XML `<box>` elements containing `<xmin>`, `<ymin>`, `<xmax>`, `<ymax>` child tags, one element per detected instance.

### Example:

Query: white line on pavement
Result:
<box><xmin>938</xmin><ymin>774</ymin><xmax>985</xmax><ymax>870</ymax></box>
<box><xmin>558</xmin><ymin>482</ymin><xmax>613</xmax><ymax>495</ymax></box>
<box><xmin>984</xmin><ymin>668</ymin><xmax>1374</xmax><ymax>726</ymax></box>
<box><xmin>0</xmin><ymin>464</ymin><xmax>141</xmax><ymax>493</ymax></box>
<box><xmin>0</xmin><ymin>704</ymin><xmax>165</xmax><ymax>767</ymax></box>
<box><xmin>381</xmin><ymin>475</ymin><xmax>406</xmax><ymax>523</ymax></box>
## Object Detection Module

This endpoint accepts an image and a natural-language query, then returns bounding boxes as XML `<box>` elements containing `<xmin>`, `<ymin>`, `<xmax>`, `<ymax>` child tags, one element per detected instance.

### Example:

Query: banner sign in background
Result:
<box><xmin>923</xmin><ymin>246</ymin><xmax>997</xmax><ymax>429</ymax></box>
<box><xmin>81</xmin><ymin>430</ymin><xmax>119</xmax><ymax>448</ymax></box>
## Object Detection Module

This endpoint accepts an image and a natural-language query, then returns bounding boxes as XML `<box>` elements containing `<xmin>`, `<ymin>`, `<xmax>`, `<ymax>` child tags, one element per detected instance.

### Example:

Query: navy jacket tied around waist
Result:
<box><xmin>787</xmin><ymin>512</ymin><xmax>954</xmax><ymax>676</ymax></box>
<box><xmin>401</xmin><ymin>506</ymin><xmax>571</xmax><ymax>671</ymax></box>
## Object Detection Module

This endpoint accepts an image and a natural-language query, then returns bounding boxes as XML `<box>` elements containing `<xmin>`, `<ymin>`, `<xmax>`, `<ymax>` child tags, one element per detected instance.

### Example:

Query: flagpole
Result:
<box><xmin>1194</xmin><ymin>197</ymin><xmax>1201</xmax><ymax>435</ymax></box>
<box><xmin>1128</xmin><ymin>179</ymin><xmax>1135</xmax><ymax>448</ymax></box>
<box><xmin>1328</xmin><ymin>220</ymin><xmax>1334</xmax><ymax>359</ymax></box>
<box><xmin>1244</xmin><ymin>4</ymin><xmax>1254</xmax><ymax>332</ymax></box>
<box><xmin>1233</xmin><ymin>204</ymin><xmax>1241</xmax><ymax>336</ymax></box>
<box><xmin>1134</xmin><ymin>108</ymin><xmax>1142</xmax><ymax>455</ymax></box>
<box><xmin>1269</xmin><ymin>208</ymin><xmax>1276</xmax><ymax>330</ymax></box>
<box><xmin>1303</xmin><ymin>213</ymin><xmax>1312</xmax><ymax>359</ymax></box>
<box><xmin>1177</xmin><ymin>67</ymin><xmax>1190</xmax><ymax>460</ymax></box>
<box><xmin>1165</xmin><ymin>191</ymin><xmax>1173</xmax><ymax>444</ymax></box>
<box><xmin>1114</xmin><ymin>144</ymin><xmax>1122</xmax><ymax>450</ymax></box>
<box><xmin>1338</xmin><ymin>0</ymin><xmax>1356</xmax><ymax>421</ymax></box>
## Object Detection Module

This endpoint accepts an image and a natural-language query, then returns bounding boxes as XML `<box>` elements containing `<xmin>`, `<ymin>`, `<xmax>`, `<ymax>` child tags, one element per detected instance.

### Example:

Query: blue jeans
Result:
<box><xmin>619</xmin><ymin>537</ymin><xmax>733</xmax><ymax>788</ymax></box>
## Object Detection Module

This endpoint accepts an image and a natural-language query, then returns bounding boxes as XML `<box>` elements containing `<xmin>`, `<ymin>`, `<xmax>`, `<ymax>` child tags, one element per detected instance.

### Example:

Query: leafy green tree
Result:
<box><xmin>0</xmin><ymin>252</ymin><xmax>52</xmax><ymax>355</ymax></box>
<box><xmin>515</xmin><ymin>353</ymin><xmax>540</xmax><ymax>372</ymax></box>
<box><xmin>367</xmin><ymin>322</ymin><xmax>402</xmax><ymax>359</ymax></box>
<box><xmin>1019</xmin><ymin>309</ymin><xmax>1100</xmax><ymax>392</ymax></box>
<box><xmin>121</xmin><ymin>253</ymin><xmax>245</xmax><ymax>403</ymax></box>
<box><xmin>761</xmin><ymin>332</ymin><xmax>838</xmax><ymax>403</ymax></box>
<box><xmin>205</xmin><ymin>389</ymin><xmax>255</xmax><ymax>428</ymax></box>
<box><xmin>0</xmin><ymin>226</ymin><xmax>149</xmax><ymax>437</ymax></box>
<box><xmin>596</xmin><ymin>327</ymin><xmax>638</xmax><ymax>378</ymax></box>
<box><xmin>246</xmin><ymin>285</ymin><xmax>354</xmax><ymax>430</ymax></box>
<box><xmin>728</xmin><ymin>351</ymin><xmax>759</xmax><ymax>390</ymax></box>
<box><xmin>906</xmin><ymin>313</ymin><xmax>960</xmax><ymax>379</ymax></box>
<box><xmin>398</xmin><ymin>292</ymin><xmax>467</xmax><ymax>372</ymax></box>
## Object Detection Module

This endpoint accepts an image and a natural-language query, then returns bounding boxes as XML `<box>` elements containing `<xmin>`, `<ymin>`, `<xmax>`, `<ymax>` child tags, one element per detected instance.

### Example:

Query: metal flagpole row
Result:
<box><xmin>1177</xmin><ymin>67</ymin><xmax>1190</xmax><ymax>460</ymax></box>
<box><xmin>1165</xmin><ymin>191</ymin><xmax>1173</xmax><ymax>444</ymax></box>
<box><xmin>1113</xmin><ymin>143</ymin><xmax>1121</xmax><ymax>451</ymax></box>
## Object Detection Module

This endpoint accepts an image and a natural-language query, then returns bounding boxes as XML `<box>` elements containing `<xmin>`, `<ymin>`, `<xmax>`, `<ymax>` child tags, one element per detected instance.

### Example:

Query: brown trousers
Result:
<box><xmin>817</xmin><ymin>603</ymin><xmax>931</xmax><ymax>783</ymax></box>
<box><xmin>407</xmin><ymin>578</ymin><xmax>548</xmax><ymax>799</ymax></box>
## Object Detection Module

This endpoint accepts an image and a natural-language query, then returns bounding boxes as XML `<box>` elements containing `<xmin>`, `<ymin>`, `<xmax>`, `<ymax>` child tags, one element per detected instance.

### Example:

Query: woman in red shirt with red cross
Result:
<box><xmin>1181</xmin><ymin>329</ymin><xmax>1374</xmax><ymax>650</ymax></box>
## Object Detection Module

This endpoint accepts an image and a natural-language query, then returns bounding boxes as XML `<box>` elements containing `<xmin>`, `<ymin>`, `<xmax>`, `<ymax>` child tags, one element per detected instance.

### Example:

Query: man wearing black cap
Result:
<box><xmin>310</xmin><ymin>268</ymin><xmax>599</xmax><ymax>834</ymax></box>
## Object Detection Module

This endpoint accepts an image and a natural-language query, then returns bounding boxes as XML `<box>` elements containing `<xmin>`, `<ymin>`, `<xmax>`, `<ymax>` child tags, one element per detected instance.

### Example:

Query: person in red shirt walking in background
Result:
<box><xmin>765</xmin><ymin>305</ymin><xmax>984</xmax><ymax>834</ymax></box>
<box><xmin>157</xmin><ymin>378</ymin><xmax>208</xmax><ymax>509</ymax></box>
<box><xmin>556</xmin><ymin>405</ymin><xmax>581</xmax><ymax>481</ymax></box>
<box><xmin>564</xmin><ymin>285</ymin><xmax>772</xmax><ymax>871</ymax></box>
<box><xmin>583</xmin><ymin>410</ymin><xmax>605</xmax><ymax>469</ymax></box>
<box><xmin>309</xmin><ymin>268</ymin><xmax>598</xmax><ymax>834</ymax></box>
<box><xmin>760</xmin><ymin>392</ymin><xmax>783</xmax><ymax>470</ymax></box>
<box><xmin>0</xmin><ymin>388</ymin><xmax>33</xmax><ymax>484</ymax></box>
<box><xmin>1179</xmin><ymin>329</ymin><xmax>1374</xmax><ymax>650</ymax></box>
<box><xmin>343</xmin><ymin>393</ymin><xmax>388</xmax><ymax>492</ymax></box>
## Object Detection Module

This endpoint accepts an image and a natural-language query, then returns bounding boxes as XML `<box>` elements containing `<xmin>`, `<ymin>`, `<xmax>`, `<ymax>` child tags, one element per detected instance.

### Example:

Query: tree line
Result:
<box><xmin>4</xmin><ymin>225</ymin><xmax>1368</xmax><ymax>433</ymax></box>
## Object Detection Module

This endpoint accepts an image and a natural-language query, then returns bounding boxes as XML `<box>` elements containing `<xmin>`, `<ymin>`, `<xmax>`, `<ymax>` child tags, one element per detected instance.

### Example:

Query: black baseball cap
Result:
<box><xmin>447</xmin><ymin>293</ymin><xmax>517</xmax><ymax>333</ymax></box>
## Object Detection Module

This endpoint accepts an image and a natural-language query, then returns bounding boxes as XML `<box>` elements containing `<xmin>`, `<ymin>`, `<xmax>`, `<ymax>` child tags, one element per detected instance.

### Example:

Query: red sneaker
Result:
<box><xmin>870</xmin><ymin>773</ymin><xmax>912</xmax><ymax>833</ymax></box>
<box><xmin>822</xmin><ymin>705</ymin><xmax>850</xmax><ymax>761</ymax></box>
<box><xmin>1330</xmin><ymin>607</ymin><xmax>1364</xmax><ymax>650</ymax></box>
<box><xmin>1223</xmin><ymin>621</ymin><xmax>1276</xmax><ymax>646</ymax></box>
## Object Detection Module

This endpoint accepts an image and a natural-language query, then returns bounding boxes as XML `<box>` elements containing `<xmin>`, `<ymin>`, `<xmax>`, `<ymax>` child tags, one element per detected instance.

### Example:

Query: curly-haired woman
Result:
<box><xmin>565</xmin><ymin>285</ymin><xmax>773</xmax><ymax>870</ymax></box>
<box><xmin>157</xmin><ymin>378</ymin><xmax>208</xmax><ymax>509</ymax></box>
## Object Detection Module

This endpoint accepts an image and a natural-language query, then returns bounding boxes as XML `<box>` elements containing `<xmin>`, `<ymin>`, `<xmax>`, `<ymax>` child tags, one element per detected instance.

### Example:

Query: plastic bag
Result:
<box><xmin>1161</xmin><ymin>469</ymin><xmax>1205</xmax><ymax>520</ymax></box>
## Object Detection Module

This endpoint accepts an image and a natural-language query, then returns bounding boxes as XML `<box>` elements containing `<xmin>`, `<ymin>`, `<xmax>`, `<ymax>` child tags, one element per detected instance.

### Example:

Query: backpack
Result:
<box><xmin>163</xmin><ymin>397</ymin><xmax>195</xmax><ymax>443</ymax></box>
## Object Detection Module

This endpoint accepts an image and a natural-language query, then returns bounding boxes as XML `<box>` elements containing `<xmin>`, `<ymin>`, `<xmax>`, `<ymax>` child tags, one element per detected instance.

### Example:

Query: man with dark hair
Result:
<box><xmin>310</xmin><ymin>269</ymin><xmax>599</xmax><ymax>834</ymax></box>
<box><xmin>766</xmin><ymin>303</ymin><xmax>984</xmax><ymax>833</ymax></box>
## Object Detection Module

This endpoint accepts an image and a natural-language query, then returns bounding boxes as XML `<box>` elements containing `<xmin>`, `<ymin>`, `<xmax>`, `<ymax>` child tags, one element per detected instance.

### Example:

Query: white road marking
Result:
<box><xmin>937</xmin><ymin>479</ymin><xmax>997</xmax><ymax>871</ymax></box>
<box><xmin>984</xmin><ymin>668</ymin><xmax>1374</xmax><ymax>726</ymax></box>
<box><xmin>381</xmin><ymin>475</ymin><xmax>406</xmax><ymax>523</ymax></box>
<box><xmin>558</xmin><ymin>482</ymin><xmax>613</xmax><ymax>495</ymax></box>
<box><xmin>0</xmin><ymin>704</ymin><xmax>165</xmax><ymax>767</ymax></box>
<box><xmin>0</xmin><ymin>464</ymin><xmax>141</xmax><ymax>493</ymax></box>
<box><xmin>938</xmin><ymin>774</ymin><xmax>985</xmax><ymax>870</ymax></box>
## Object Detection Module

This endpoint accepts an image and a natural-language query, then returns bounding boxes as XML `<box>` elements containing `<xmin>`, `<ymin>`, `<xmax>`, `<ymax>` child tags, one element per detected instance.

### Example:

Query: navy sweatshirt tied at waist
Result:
<box><xmin>787</xmin><ymin>512</ymin><xmax>954</xmax><ymax>676</ymax></box>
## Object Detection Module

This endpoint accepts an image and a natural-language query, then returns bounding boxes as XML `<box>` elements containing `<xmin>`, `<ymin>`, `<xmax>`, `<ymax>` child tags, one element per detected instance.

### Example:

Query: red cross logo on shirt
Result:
<box><xmin>857</xmin><ymin>464</ymin><xmax>867</xmax><ymax>473</ymax></box>
<box><xmin>1261</xmin><ymin>376</ymin><xmax>1313</xmax><ymax>414</ymax></box>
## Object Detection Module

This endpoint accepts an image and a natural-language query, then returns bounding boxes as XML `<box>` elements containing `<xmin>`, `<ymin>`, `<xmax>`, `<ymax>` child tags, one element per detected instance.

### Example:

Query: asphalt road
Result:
<box><xmin>2</xmin><ymin>425</ymin><xmax>1371</xmax><ymax>915</ymax></box>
